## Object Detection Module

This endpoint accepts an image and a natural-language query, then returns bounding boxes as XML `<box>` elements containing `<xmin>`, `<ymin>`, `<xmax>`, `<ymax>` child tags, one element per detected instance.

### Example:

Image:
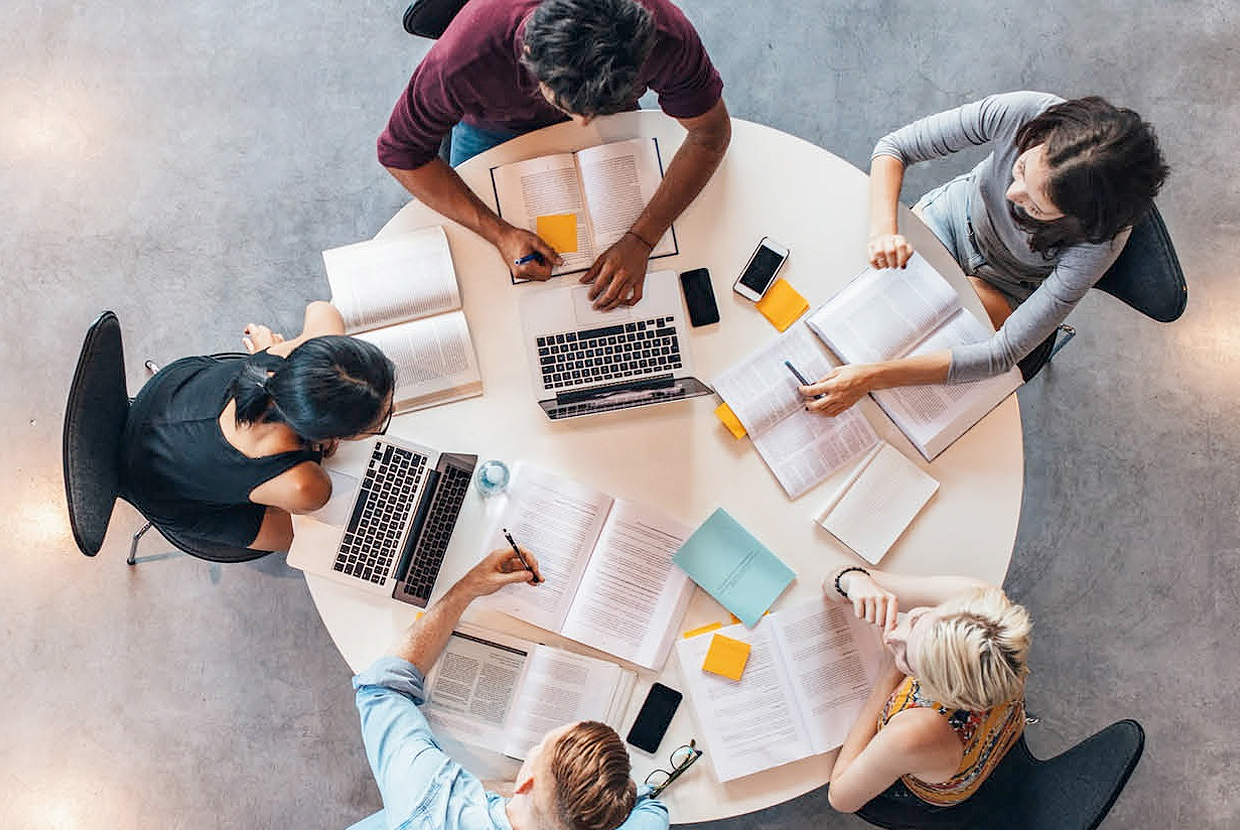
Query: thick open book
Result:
<box><xmin>489</xmin><ymin>138</ymin><xmax>677</xmax><ymax>276</ymax></box>
<box><xmin>816</xmin><ymin>441</ymin><xmax>939</xmax><ymax>564</ymax></box>
<box><xmin>713</xmin><ymin>323</ymin><xmax>879</xmax><ymax>498</ymax></box>
<box><xmin>323</xmin><ymin>225</ymin><xmax>482</xmax><ymax>413</ymax></box>
<box><xmin>423</xmin><ymin>624</ymin><xmax>635</xmax><ymax>760</ymax></box>
<box><xmin>477</xmin><ymin>462</ymin><xmax>695</xmax><ymax>671</ymax></box>
<box><xmin>806</xmin><ymin>253</ymin><xmax>1021</xmax><ymax>461</ymax></box>
<box><xmin>676</xmin><ymin>596</ymin><xmax>887</xmax><ymax>782</ymax></box>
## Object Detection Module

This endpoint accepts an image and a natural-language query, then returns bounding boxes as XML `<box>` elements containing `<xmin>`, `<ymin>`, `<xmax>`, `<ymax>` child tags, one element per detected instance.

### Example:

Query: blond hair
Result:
<box><xmin>914</xmin><ymin>587</ymin><xmax>1031</xmax><ymax>712</ymax></box>
<box><xmin>546</xmin><ymin>721</ymin><xmax>636</xmax><ymax>830</ymax></box>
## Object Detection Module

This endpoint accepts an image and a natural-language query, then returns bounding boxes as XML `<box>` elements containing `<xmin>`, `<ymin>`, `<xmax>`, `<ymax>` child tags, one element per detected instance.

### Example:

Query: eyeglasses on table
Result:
<box><xmin>643</xmin><ymin>739</ymin><xmax>703</xmax><ymax>798</ymax></box>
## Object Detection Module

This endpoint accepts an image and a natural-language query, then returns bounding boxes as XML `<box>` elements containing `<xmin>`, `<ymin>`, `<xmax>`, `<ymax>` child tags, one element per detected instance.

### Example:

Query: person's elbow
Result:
<box><xmin>685</xmin><ymin>99</ymin><xmax>732</xmax><ymax>156</ymax></box>
<box><xmin>826</xmin><ymin>783</ymin><xmax>867</xmax><ymax>814</ymax></box>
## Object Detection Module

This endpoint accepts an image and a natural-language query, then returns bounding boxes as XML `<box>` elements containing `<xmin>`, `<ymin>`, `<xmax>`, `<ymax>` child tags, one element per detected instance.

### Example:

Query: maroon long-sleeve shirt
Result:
<box><xmin>378</xmin><ymin>0</ymin><xmax>724</xmax><ymax>170</ymax></box>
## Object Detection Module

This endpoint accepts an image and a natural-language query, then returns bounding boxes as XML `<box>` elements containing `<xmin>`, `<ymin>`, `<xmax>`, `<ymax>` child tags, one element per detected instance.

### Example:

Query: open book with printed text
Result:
<box><xmin>489</xmin><ymin>138</ymin><xmax>677</xmax><ymax>276</ymax></box>
<box><xmin>806</xmin><ymin>253</ymin><xmax>1021</xmax><ymax>460</ymax></box>
<box><xmin>324</xmin><ymin>225</ymin><xmax>482</xmax><ymax>413</ymax></box>
<box><xmin>423</xmin><ymin>625</ymin><xmax>635</xmax><ymax>760</ymax></box>
<box><xmin>477</xmin><ymin>463</ymin><xmax>695</xmax><ymax>671</ymax></box>
<box><xmin>676</xmin><ymin>596</ymin><xmax>888</xmax><ymax>782</ymax></box>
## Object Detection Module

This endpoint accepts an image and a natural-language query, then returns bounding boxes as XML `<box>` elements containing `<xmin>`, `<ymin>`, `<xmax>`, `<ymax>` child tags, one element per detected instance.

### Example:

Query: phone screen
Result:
<box><xmin>680</xmin><ymin>268</ymin><xmax>720</xmax><ymax>326</ymax></box>
<box><xmin>739</xmin><ymin>245</ymin><xmax>786</xmax><ymax>292</ymax></box>
<box><xmin>625</xmin><ymin>683</ymin><xmax>682</xmax><ymax>754</ymax></box>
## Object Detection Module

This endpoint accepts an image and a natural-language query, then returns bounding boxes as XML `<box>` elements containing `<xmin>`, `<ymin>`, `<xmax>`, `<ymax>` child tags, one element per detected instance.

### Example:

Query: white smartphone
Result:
<box><xmin>732</xmin><ymin>237</ymin><xmax>789</xmax><ymax>301</ymax></box>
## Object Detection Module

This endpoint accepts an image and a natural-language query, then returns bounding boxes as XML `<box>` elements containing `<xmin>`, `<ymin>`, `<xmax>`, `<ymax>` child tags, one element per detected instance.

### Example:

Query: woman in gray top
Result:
<box><xmin>802</xmin><ymin>92</ymin><xmax>1167</xmax><ymax>415</ymax></box>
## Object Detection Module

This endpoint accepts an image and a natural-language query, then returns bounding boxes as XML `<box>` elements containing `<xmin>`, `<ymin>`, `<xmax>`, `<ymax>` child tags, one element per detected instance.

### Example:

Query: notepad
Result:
<box><xmin>815</xmin><ymin>441</ymin><xmax>939</xmax><ymax>564</ymax></box>
<box><xmin>673</xmin><ymin>508</ymin><xmax>795</xmax><ymax>627</ymax></box>
<box><xmin>536</xmin><ymin>213</ymin><xmax>579</xmax><ymax>253</ymax></box>
<box><xmin>702</xmin><ymin>633</ymin><xmax>751</xmax><ymax>680</ymax></box>
<box><xmin>756</xmin><ymin>278</ymin><xmax>809</xmax><ymax>332</ymax></box>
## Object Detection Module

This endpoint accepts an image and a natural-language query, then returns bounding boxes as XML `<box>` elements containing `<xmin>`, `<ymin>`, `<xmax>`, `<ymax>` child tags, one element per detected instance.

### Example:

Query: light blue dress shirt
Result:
<box><xmin>350</xmin><ymin>656</ymin><xmax>670</xmax><ymax>830</ymax></box>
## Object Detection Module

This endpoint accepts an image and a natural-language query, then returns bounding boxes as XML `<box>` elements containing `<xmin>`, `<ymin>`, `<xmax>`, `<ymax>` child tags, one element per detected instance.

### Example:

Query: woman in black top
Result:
<box><xmin>121</xmin><ymin>302</ymin><xmax>395</xmax><ymax>551</ymax></box>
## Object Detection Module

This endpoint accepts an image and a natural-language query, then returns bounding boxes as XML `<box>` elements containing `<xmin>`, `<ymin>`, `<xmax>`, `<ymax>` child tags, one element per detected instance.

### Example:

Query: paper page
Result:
<box><xmin>676</xmin><ymin>621</ymin><xmax>816</xmax><ymax>782</ymax></box>
<box><xmin>324</xmin><ymin>226</ymin><xmax>460</xmax><ymax>334</ymax></box>
<box><xmin>818</xmin><ymin>442</ymin><xmax>939</xmax><ymax>563</ymax></box>
<box><xmin>559</xmin><ymin>500</ymin><xmax>695</xmax><ymax>670</ymax></box>
<box><xmin>504</xmin><ymin>645</ymin><xmax>627</xmax><ymax>759</ymax></box>
<box><xmin>712</xmin><ymin>323</ymin><xmax>836</xmax><ymax>437</ymax></box>
<box><xmin>353</xmin><ymin>310</ymin><xmax>482</xmax><ymax>413</ymax></box>
<box><xmin>870</xmin><ymin>311</ymin><xmax>1021</xmax><ymax>459</ymax></box>
<box><xmin>423</xmin><ymin>630</ymin><xmax>530</xmax><ymax>753</ymax></box>
<box><xmin>477</xmin><ymin>464</ymin><xmax>612</xmax><ymax>634</ymax></box>
<box><xmin>806</xmin><ymin>254</ymin><xmax>960</xmax><ymax>364</ymax></box>
<box><xmin>576</xmin><ymin>138</ymin><xmax>675</xmax><ymax>256</ymax></box>
<box><xmin>750</xmin><ymin>404</ymin><xmax>879</xmax><ymax>499</ymax></box>
<box><xmin>768</xmin><ymin>597</ymin><xmax>889</xmax><ymax>754</ymax></box>
<box><xmin>490</xmin><ymin>152</ymin><xmax>593</xmax><ymax>273</ymax></box>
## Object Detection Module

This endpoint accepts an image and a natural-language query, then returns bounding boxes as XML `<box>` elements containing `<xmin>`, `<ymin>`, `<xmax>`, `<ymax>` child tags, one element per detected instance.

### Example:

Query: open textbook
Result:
<box><xmin>323</xmin><ymin>225</ymin><xmax>482</xmax><ymax>413</ymax></box>
<box><xmin>713</xmin><ymin>323</ymin><xmax>879</xmax><ymax>498</ymax></box>
<box><xmin>806</xmin><ymin>253</ymin><xmax>1021</xmax><ymax>461</ymax></box>
<box><xmin>477</xmin><ymin>463</ymin><xmax>695</xmax><ymax>671</ymax></box>
<box><xmin>676</xmin><ymin>596</ymin><xmax>888</xmax><ymax>782</ymax></box>
<box><xmin>424</xmin><ymin>625</ymin><xmax>635</xmax><ymax>760</ymax></box>
<box><xmin>816</xmin><ymin>441</ymin><xmax>939</xmax><ymax>564</ymax></box>
<box><xmin>489</xmin><ymin>138</ymin><xmax>677</xmax><ymax>276</ymax></box>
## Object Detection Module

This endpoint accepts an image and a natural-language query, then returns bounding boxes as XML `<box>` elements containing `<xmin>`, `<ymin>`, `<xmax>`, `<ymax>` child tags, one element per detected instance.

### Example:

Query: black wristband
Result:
<box><xmin>834</xmin><ymin>566</ymin><xmax>870</xmax><ymax>598</ymax></box>
<box><xmin>624</xmin><ymin>229</ymin><xmax>655</xmax><ymax>250</ymax></box>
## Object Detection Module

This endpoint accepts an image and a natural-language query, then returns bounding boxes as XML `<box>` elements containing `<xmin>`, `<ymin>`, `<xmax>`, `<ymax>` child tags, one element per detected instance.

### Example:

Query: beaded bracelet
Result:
<box><xmin>624</xmin><ymin>229</ymin><xmax>655</xmax><ymax>250</ymax></box>
<box><xmin>834</xmin><ymin>566</ymin><xmax>870</xmax><ymax>598</ymax></box>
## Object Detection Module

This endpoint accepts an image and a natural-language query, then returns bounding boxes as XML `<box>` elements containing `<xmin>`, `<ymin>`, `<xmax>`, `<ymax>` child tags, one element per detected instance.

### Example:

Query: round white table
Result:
<box><xmin>305</xmin><ymin>111</ymin><xmax>1023</xmax><ymax>822</ymax></box>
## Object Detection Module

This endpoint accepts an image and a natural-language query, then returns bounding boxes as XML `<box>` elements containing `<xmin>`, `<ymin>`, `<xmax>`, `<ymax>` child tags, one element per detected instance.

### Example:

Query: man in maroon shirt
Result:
<box><xmin>379</xmin><ymin>0</ymin><xmax>730</xmax><ymax>310</ymax></box>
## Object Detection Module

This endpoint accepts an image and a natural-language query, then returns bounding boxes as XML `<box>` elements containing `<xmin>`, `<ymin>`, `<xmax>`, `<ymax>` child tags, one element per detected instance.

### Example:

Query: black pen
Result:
<box><xmin>784</xmin><ymin>360</ymin><xmax>825</xmax><ymax>399</ymax></box>
<box><xmin>502</xmin><ymin>528</ymin><xmax>541</xmax><ymax>583</ymax></box>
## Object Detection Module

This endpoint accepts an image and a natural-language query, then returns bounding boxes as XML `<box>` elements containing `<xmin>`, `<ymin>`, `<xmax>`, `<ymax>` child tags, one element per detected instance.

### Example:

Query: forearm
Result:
<box><xmin>269</xmin><ymin>301</ymin><xmax>346</xmax><ymax>357</ymax></box>
<box><xmin>861</xmin><ymin>350</ymin><xmax>952</xmax><ymax>391</ymax></box>
<box><xmin>389</xmin><ymin>580</ymin><xmax>479</xmax><ymax>675</ymax></box>
<box><xmin>836</xmin><ymin>566</ymin><xmax>989</xmax><ymax>609</ymax></box>
<box><xmin>387</xmin><ymin>159</ymin><xmax>511</xmax><ymax>247</ymax></box>
<box><xmin>830</xmin><ymin>667</ymin><xmax>904</xmax><ymax>784</ymax></box>
<box><xmin>630</xmin><ymin>102</ymin><xmax>731</xmax><ymax>244</ymax></box>
<box><xmin>868</xmin><ymin>155</ymin><xmax>906</xmax><ymax>238</ymax></box>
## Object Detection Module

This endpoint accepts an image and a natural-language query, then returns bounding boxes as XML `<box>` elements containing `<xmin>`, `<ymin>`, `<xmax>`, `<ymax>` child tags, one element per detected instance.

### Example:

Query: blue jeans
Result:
<box><xmin>449</xmin><ymin>122</ymin><xmax>525</xmax><ymax>167</ymax></box>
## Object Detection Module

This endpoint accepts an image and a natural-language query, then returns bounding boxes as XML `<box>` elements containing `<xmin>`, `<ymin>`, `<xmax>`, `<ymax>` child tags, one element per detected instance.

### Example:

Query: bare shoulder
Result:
<box><xmin>249</xmin><ymin>460</ymin><xmax>331</xmax><ymax>513</ymax></box>
<box><xmin>882</xmin><ymin>707</ymin><xmax>964</xmax><ymax>781</ymax></box>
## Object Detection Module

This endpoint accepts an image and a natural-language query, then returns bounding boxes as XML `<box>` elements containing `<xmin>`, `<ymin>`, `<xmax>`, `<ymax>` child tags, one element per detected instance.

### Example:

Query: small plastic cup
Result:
<box><xmin>475</xmin><ymin>459</ymin><xmax>510</xmax><ymax>497</ymax></box>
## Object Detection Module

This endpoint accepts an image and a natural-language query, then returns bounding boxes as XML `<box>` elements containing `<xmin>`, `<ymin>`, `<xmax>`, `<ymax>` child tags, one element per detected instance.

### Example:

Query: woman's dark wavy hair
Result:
<box><xmin>228</xmin><ymin>336</ymin><xmax>395</xmax><ymax>443</ymax></box>
<box><xmin>521</xmin><ymin>0</ymin><xmax>656</xmax><ymax>118</ymax></box>
<box><xmin>1013</xmin><ymin>96</ymin><xmax>1169</xmax><ymax>256</ymax></box>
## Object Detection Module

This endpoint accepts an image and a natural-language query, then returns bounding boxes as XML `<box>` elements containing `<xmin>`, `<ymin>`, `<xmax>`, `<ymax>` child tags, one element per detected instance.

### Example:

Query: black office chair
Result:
<box><xmin>855</xmin><ymin>720</ymin><xmax>1145</xmax><ymax>830</ymax></box>
<box><xmin>62</xmin><ymin>310</ymin><xmax>272</xmax><ymax>565</ymax></box>
<box><xmin>402</xmin><ymin>0</ymin><xmax>469</xmax><ymax>38</ymax></box>
<box><xmin>1018</xmin><ymin>205</ymin><xmax>1186</xmax><ymax>381</ymax></box>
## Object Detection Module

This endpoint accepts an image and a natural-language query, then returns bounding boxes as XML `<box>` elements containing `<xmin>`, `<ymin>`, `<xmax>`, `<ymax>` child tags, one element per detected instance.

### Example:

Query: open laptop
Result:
<box><xmin>286</xmin><ymin>435</ymin><xmax>477</xmax><ymax>608</ymax></box>
<box><xmin>519</xmin><ymin>269</ymin><xmax>712</xmax><ymax>420</ymax></box>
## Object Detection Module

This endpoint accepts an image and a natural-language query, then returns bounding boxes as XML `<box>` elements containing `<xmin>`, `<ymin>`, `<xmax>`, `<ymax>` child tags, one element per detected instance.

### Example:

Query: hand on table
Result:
<box><xmin>868</xmin><ymin>233</ymin><xmax>914</xmax><ymax>270</ymax></box>
<box><xmin>799</xmin><ymin>365</ymin><xmax>875</xmax><ymax>416</ymax></box>
<box><xmin>828</xmin><ymin>569</ymin><xmax>899</xmax><ymax>632</ymax></box>
<box><xmin>498</xmin><ymin>225</ymin><xmax>561</xmax><ymax>281</ymax></box>
<box><xmin>581</xmin><ymin>231</ymin><xmax>652</xmax><ymax>310</ymax></box>
<box><xmin>459</xmin><ymin>547</ymin><xmax>543</xmax><ymax>600</ymax></box>
<box><xmin>242</xmin><ymin>323</ymin><xmax>285</xmax><ymax>354</ymax></box>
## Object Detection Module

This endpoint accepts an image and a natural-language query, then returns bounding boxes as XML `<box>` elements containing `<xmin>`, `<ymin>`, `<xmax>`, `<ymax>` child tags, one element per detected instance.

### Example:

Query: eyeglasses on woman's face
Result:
<box><xmin>643</xmin><ymin>740</ymin><xmax>702</xmax><ymax>798</ymax></box>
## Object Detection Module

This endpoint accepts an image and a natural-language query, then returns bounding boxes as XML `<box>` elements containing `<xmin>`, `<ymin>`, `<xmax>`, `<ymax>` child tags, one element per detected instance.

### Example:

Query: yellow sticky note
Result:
<box><xmin>682</xmin><ymin>622</ymin><xmax>724</xmax><ymax>639</ymax></box>
<box><xmin>702</xmin><ymin>634</ymin><xmax>751</xmax><ymax>681</ymax></box>
<box><xmin>756</xmin><ymin>278</ymin><xmax>809</xmax><ymax>332</ymax></box>
<box><xmin>536</xmin><ymin>213</ymin><xmax>579</xmax><ymax>253</ymax></box>
<box><xmin>714</xmin><ymin>402</ymin><xmax>747</xmax><ymax>439</ymax></box>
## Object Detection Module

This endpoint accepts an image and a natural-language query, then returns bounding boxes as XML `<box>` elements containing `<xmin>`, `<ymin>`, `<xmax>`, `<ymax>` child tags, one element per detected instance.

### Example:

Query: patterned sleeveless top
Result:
<box><xmin>877</xmin><ymin>676</ymin><xmax>1025</xmax><ymax>806</ymax></box>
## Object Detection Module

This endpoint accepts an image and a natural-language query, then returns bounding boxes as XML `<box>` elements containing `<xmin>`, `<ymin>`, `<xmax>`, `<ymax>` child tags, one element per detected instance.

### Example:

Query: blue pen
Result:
<box><xmin>784</xmin><ymin>360</ymin><xmax>825</xmax><ymax>399</ymax></box>
<box><xmin>513</xmin><ymin>251</ymin><xmax>546</xmax><ymax>266</ymax></box>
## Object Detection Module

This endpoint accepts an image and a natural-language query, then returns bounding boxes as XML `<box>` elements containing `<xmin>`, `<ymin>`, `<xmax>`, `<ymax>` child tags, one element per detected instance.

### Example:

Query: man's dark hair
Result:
<box><xmin>522</xmin><ymin>0</ymin><xmax>656</xmax><ymax>118</ymax></box>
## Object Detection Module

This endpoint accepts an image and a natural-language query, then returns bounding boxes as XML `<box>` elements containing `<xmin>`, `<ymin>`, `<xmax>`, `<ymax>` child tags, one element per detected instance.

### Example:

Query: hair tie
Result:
<box><xmin>249</xmin><ymin>350</ymin><xmax>286</xmax><ymax>372</ymax></box>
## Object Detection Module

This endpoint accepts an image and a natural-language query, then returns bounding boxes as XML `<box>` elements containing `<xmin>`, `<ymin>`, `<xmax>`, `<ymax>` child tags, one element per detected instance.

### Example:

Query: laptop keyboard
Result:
<box><xmin>536</xmin><ymin>316</ymin><xmax>682</xmax><ymax>391</ymax></box>
<box><xmin>334</xmin><ymin>442</ymin><xmax>428</xmax><ymax>584</ymax></box>
<box><xmin>393</xmin><ymin>461</ymin><xmax>473</xmax><ymax>607</ymax></box>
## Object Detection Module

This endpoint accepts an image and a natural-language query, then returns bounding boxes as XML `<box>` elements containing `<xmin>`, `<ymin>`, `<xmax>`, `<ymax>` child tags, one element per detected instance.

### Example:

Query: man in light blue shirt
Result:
<box><xmin>349</xmin><ymin>547</ymin><xmax>670</xmax><ymax>830</ymax></box>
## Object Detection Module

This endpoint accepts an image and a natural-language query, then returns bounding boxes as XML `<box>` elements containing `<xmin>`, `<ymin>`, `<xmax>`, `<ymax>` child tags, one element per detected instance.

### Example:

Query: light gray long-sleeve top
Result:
<box><xmin>872</xmin><ymin>91</ymin><xmax>1127</xmax><ymax>383</ymax></box>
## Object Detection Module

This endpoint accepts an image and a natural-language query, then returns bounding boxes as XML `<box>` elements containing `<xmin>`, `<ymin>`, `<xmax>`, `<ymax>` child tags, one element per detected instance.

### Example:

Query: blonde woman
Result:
<box><xmin>825</xmin><ymin>567</ymin><xmax>1031</xmax><ymax>813</ymax></box>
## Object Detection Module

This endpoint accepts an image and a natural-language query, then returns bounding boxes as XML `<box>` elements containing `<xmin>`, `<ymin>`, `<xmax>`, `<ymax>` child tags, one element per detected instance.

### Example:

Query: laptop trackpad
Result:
<box><xmin>571</xmin><ymin>285</ymin><xmax>635</xmax><ymax>326</ymax></box>
<box><xmin>308</xmin><ymin>467</ymin><xmax>359</xmax><ymax>527</ymax></box>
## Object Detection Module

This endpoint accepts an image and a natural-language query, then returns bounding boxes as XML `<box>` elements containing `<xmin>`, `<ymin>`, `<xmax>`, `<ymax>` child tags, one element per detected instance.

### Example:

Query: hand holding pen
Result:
<box><xmin>502</xmin><ymin>528</ymin><xmax>542</xmax><ymax>584</ymax></box>
<box><xmin>499</xmin><ymin>226</ymin><xmax>561</xmax><ymax>280</ymax></box>
<box><xmin>784</xmin><ymin>360</ymin><xmax>825</xmax><ymax>400</ymax></box>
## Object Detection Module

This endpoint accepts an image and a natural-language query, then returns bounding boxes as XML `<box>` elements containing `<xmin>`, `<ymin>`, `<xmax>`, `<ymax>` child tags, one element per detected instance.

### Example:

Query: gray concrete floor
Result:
<box><xmin>2</xmin><ymin>1</ymin><xmax>1237</xmax><ymax>828</ymax></box>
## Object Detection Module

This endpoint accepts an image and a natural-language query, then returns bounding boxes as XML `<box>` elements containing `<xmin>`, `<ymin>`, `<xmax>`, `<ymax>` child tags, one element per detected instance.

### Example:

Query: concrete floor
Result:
<box><xmin>2</xmin><ymin>1</ymin><xmax>1237</xmax><ymax>828</ymax></box>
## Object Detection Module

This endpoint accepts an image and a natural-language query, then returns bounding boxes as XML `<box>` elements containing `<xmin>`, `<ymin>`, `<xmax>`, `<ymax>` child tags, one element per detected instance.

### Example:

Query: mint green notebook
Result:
<box><xmin>673</xmin><ymin>508</ymin><xmax>795</xmax><ymax>627</ymax></box>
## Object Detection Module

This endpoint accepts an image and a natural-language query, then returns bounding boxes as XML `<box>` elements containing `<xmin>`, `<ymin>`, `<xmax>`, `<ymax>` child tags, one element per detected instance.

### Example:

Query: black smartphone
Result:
<box><xmin>625</xmin><ymin>682</ymin><xmax>683</xmax><ymax>753</ymax></box>
<box><xmin>679</xmin><ymin>267</ymin><xmax>720</xmax><ymax>327</ymax></box>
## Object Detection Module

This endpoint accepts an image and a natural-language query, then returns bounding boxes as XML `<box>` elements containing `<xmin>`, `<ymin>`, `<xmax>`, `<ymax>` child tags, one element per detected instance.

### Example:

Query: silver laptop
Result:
<box><xmin>286</xmin><ymin>435</ymin><xmax>476</xmax><ymax>608</ymax></box>
<box><xmin>519</xmin><ymin>270</ymin><xmax>712</xmax><ymax>420</ymax></box>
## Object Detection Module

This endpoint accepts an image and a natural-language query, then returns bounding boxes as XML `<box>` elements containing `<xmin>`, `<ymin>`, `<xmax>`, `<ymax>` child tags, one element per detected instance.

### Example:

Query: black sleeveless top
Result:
<box><xmin>120</xmin><ymin>354</ymin><xmax>322</xmax><ymax>546</ymax></box>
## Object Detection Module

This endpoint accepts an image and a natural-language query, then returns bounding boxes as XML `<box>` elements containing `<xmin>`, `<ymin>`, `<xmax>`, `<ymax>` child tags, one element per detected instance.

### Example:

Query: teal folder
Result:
<box><xmin>672</xmin><ymin>508</ymin><xmax>796</xmax><ymax>627</ymax></box>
